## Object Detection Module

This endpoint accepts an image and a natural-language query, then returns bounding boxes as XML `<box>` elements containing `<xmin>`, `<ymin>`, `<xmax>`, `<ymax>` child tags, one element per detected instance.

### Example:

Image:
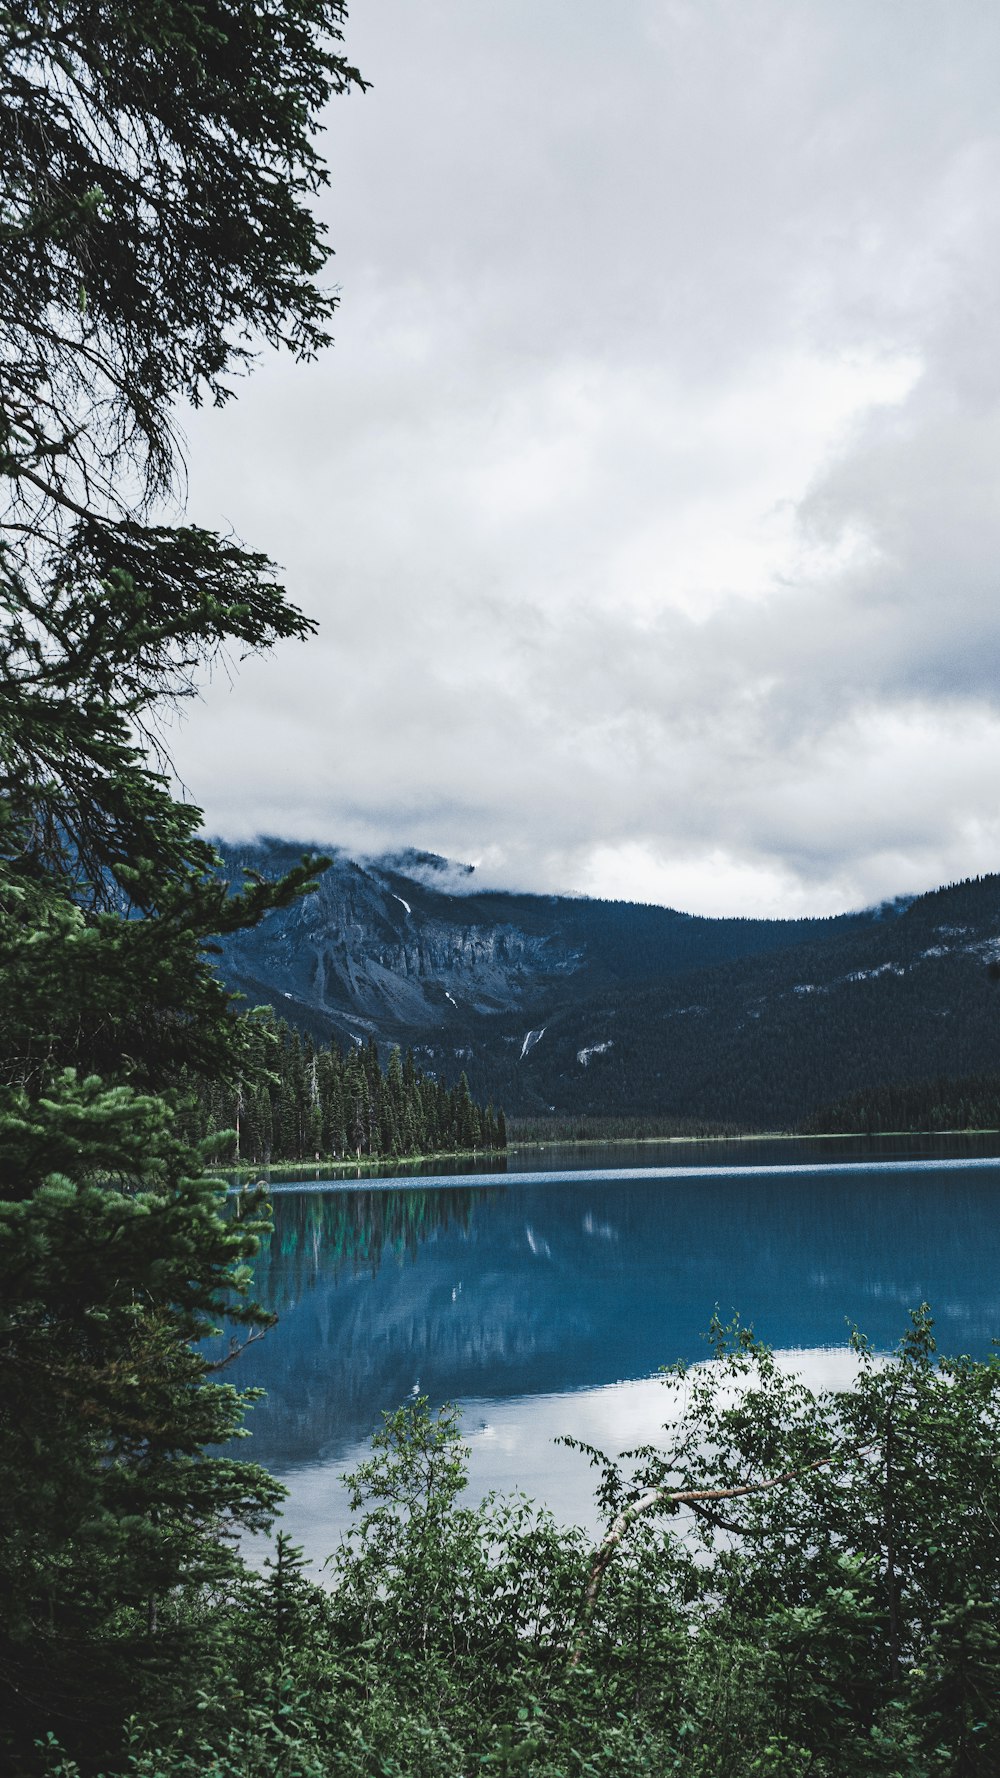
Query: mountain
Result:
<box><xmin>211</xmin><ymin>839</ymin><xmax>1000</xmax><ymax>1128</ymax></box>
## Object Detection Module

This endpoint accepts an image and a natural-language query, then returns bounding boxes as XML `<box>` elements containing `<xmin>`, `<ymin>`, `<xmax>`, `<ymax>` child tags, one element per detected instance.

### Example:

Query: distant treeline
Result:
<box><xmin>507</xmin><ymin>1112</ymin><xmax>749</xmax><ymax>1143</ymax></box>
<box><xmin>802</xmin><ymin>1070</ymin><xmax>1000</xmax><ymax>1134</ymax></box>
<box><xmin>181</xmin><ymin>1017</ymin><xmax>506</xmax><ymax>1162</ymax></box>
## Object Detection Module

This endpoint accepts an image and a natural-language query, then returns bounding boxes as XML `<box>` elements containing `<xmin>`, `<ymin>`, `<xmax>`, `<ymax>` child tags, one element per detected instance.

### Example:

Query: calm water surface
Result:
<box><xmin>231</xmin><ymin>1137</ymin><xmax>1000</xmax><ymax>1556</ymax></box>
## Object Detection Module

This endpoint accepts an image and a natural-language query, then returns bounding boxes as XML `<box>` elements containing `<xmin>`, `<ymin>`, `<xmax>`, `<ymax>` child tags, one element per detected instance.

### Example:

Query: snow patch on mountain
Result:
<box><xmin>577</xmin><ymin>1040</ymin><xmax>613</xmax><ymax>1067</ymax></box>
<box><xmin>846</xmin><ymin>962</ymin><xmax>906</xmax><ymax>982</ymax></box>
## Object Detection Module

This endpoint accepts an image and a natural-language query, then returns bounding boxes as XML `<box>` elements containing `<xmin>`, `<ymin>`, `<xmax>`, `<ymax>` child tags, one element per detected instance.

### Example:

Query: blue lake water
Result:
<box><xmin>230</xmin><ymin>1137</ymin><xmax>1000</xmax><ymax>1556</ymax></box>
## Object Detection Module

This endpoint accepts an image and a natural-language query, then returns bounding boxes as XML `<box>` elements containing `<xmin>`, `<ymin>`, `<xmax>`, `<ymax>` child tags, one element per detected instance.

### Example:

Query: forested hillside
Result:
<box><xmin>505</xmin><ymin>875</ymin><xmax>1000</xmax><ymax>1126</ymax></box>
<box><xmin>802</xmin><ymin>1069</ymin><xmax>1000</xmax><ymax>1134</ymax></box>
<box><xmin>211</xmin><ymin>847</ymin><xmax>1000</xmax><ymax>1128</ymax></box>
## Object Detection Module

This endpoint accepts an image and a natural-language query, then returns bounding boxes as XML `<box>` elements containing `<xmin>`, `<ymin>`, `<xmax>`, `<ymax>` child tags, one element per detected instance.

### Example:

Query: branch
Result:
<box><xmin>568</xmin><ymin>1443</ymin><xmax>872</xmax><ymax>1668</ymax></box>
<box><xmin>686</xmin><ymin>1496</ymin><xmax>772</xmax><ymax>1539</ymax></box>
<box><xmin>13</xmin><ymin>461</ymin><xmax>109</xmax><ymax>526</ymax></box>
<box><xmin>202</xmin><ymin>1322</ymin><xmax>273</xmax><ymax>1372</ymax></box>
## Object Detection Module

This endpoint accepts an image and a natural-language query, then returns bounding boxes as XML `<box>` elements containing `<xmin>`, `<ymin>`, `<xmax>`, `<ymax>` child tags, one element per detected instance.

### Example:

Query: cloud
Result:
<box><xmin>171</xmin><ymin>0</ymin><xmax>1000</xmax><ymax>916</ymax></box>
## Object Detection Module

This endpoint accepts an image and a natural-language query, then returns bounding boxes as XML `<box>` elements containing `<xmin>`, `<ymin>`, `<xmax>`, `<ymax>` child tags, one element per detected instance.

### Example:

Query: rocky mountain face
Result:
<box><xmin>211</xmin><ymin>840</ymin><xmax>1000</xmax><ymax>1126</ymax></box>
<box><xmin>215</xmin><ymin>840</ymin><xmax>588</xmax><ymax>1036</ymax></box>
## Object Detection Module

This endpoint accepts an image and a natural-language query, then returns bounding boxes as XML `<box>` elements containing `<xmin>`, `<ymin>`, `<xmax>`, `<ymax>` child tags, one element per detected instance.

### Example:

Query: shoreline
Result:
<box><xmin>213</xmin><ymin>1124</ymin><xmax>1000</xmax><ymax>1184</ymax></box>
<box><xmin>213</xmin><ymin>1146</ymin><xmax>506</xmax><ymax>1182</ymax></box>
<box><xmin>509</xmin><ymin>1127</ymin><xmax>1000</xmax><ymax>1147</ymax></box>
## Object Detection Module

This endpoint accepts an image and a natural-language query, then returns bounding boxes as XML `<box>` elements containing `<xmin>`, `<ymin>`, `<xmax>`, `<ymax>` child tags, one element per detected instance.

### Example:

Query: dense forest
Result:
<box><xmin>508</xmin><ymin>1069</ymin><xmax>1000</xmax><ymax>1146</ymax></box>
<box><xmin>507</xmin><ymin>1111</ymin><xmax>746</xmax><ymax>1142</ymax></box>
<box><xmin>184</xmin><ymin>1017</ymin><xmax>505</xmax><ymax>1163</ymax></box>
<box><xmin>801</xmin><ymin>1069</ymin><xmax>1000</xmax><ymax>1135</ymax></box>
<box><xmin>494</xmin><ymin>885</ymin><xmax>1000</xmax><ymax>1127</ymax></box>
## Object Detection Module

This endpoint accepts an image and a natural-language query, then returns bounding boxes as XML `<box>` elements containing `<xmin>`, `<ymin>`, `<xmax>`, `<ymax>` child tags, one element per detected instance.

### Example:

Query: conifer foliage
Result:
<box><xmin>186</xmin><ymin>1017</ymin><xmax>506</xmax><ymax>1163</ymax></box>
<box><xmin>0</xmin><ymin>0</ymin><xmax>363</xmax><ymax>1765</ymax></box>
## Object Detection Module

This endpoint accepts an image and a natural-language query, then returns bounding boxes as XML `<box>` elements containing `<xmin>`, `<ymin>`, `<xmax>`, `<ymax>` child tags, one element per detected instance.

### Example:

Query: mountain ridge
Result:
<box><xmin>210</xmin><ymin>838</ymin><xmax>1000</xmax><ymax>1127</ymax></box>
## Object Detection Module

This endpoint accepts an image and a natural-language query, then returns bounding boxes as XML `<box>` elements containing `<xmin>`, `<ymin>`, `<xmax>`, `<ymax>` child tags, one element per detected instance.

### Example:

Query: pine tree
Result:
<box><xmin>184</xmin><ymin>1013</ymin><xmax>507</xmax><ymax>1164</ymax></box>
<box><xmin>324</xmin><ymin>1068</ymin><xmax>347</xmax><ymax>1158</ymax></box>
<box><xmin>455</xmin><ymin>1071</ymin><xmax>475</xmax><ymax>1148</ymax></box>
<box><xmin>0</xmin><ymin>0</ymin><xmax>364</xmax><ymax>1761</ymax></box>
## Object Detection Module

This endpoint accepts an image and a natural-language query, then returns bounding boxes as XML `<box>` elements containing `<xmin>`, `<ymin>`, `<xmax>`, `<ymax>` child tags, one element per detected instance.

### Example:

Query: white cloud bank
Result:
<box><xmin>172</xmin><ymin>0</ymin><xmax>1000</xmax><ymax>916</ymax></box>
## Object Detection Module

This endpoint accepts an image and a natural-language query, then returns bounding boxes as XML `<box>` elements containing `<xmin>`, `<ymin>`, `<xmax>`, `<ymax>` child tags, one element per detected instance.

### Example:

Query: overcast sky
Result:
<box><xmin>172</xmin><ymin>0</ymin><xmax>1000</xmax><ymax>917</ymax></box>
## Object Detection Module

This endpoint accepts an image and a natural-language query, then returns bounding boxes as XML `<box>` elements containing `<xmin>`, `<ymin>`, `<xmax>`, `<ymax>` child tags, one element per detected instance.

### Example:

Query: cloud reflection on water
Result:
<box><xmin>261</xmin><ymin>1345</ymin><xmax>875</xmax><ymax>1567</ymax></box>
<box><xmin>234</xmin><ymin>1151</ymin><xmax>1000</xmax><ymax>1565</ymax></box>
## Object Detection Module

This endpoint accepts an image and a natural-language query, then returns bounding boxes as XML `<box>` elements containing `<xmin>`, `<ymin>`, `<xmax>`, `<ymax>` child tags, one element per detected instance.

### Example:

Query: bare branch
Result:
<box><xmin>569</xmin><ymin>1443</ymin><xmax>874</xmax><ymax>1667</ymax></box>
<box><xmin>202</xmin><ymin>1323</ymin><xmax>273</xmax><ymax>1373</ymax></box>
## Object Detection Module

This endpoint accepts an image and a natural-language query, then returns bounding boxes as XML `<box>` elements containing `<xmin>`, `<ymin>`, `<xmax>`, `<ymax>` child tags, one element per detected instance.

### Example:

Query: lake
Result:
<box><xmin>230</xmin><ymin>1135</ymin><xmax>1000</xmax><ymax>1559</ymax></box>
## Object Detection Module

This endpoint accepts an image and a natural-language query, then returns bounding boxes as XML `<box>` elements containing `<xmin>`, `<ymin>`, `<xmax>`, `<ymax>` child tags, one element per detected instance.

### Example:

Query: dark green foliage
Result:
<box><xmin>509</xmin><ymin>1111</ymin><xmax>745</xmax><ymax>1141</ymax></box>
<box><xmin>492</xmin><ymin>876</ymin><xmax>1000</xmax><ymax>1127</ymax></box>
<box><xmin>2</xmin><ymin>0</ymin><xmax>364</xmax><ymax>510</ymax></box>
<box><xmin>0</xmin><ymin>1106</ymin><xmax>284</xmax><ymax>1745</ymax></box>
<box><xmin>802</xmin><ymin>1069</ymin><xmax>1000</xmax><ymax>1134</ymax></box>
<box><xmin>0</xmin><ymin>958</ymin><xmax>302</xmax><ymax>1765</ymax></box>
<box><xmin>0</xmin><ymin>0</ymin><xmax>367</xmax><ymax>1766</ymax></box>
<box><xmin>181</xmin><ymin>1018</ymin><xmax>506</xmax><ymax>1163</ymax></box>
<box><xmin>41</xmin><ymin>1310</ymin><xmax>1000</xmax><ymax>1778</ymax></box>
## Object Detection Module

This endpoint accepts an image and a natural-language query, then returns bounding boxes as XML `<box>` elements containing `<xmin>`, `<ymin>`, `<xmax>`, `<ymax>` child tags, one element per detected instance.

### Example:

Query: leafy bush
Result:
<box><xmin>38</xmin><ymin>1308</ymin><xmax>1000</xmax><ymax>1778</ymax></box>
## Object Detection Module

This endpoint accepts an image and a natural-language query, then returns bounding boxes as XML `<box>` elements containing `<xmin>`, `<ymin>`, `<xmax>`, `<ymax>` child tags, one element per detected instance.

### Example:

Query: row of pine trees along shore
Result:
<box><xmin>186</xmin><ymin>1019</ymin><xmax>506</xmax><ymax>1163</ymax></box>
